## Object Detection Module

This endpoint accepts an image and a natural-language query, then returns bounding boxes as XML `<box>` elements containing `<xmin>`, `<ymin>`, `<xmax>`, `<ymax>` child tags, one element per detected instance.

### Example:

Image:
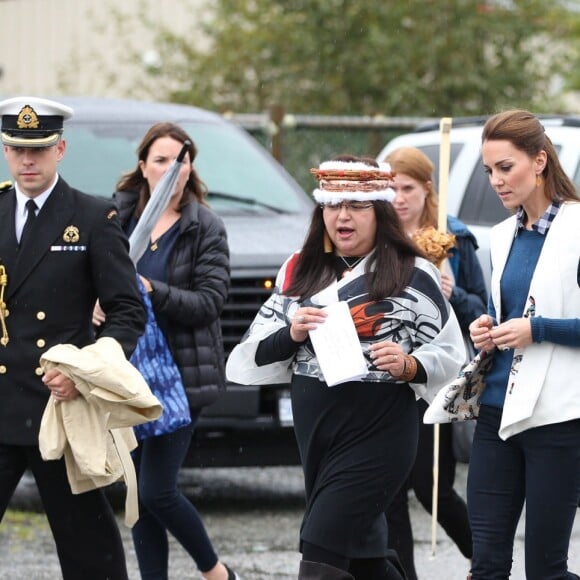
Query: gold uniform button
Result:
<box><xmin>0</xmin><ymin>365</ymin><xmax>6</xmax><ymax>374</ymax></box>
<box><xmin>36</xmin><ymin>339</ymin><xmax>46</xmax><ymax>348</ymax></box>
<box><xmin>37</xmin><ymin>311</ymin><xmax>46</xmax><ymax>320</ymax></box>
<box><xmin>3</xmin><ymin>309</ymin><xmax>8</xmax><ymax>317</ymax></box>
<box><xmin>35</xmin><ymin>367</ymin><xmax>44</xmax><ymax>376</ymax></box>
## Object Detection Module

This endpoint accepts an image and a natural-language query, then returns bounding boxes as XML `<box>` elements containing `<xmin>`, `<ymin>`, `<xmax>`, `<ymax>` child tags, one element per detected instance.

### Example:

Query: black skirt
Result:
<box><xmin>291</xmin><ymin>374</ymin><xmax>419</xmax><ymax>559</ymax></box>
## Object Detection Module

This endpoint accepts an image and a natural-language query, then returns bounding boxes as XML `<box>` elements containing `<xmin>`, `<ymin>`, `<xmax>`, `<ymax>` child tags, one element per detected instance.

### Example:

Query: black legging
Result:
<box><xmin>131</xmin><ymin>414</ymin><xmax>221</xmax><ymax>579</ymax></box>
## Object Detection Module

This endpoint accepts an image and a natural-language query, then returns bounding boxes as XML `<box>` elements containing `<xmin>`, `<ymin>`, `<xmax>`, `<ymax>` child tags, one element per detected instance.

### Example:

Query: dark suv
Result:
<box><xmin>0</xmin><ymin>97</ymin><xmax>314</xmax><ymax>467</ymax></box>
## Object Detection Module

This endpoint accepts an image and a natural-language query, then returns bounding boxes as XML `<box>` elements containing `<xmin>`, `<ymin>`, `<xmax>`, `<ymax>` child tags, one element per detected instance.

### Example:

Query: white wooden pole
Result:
<box><xmin>437</xmin><ymin>117</ymin><xmax>452</xmax><ymax>235</ymax></box>
<box><xmin>432</xmin><ymin>117</ymin><xmax>452</xmax><ymax>557</ymax></box>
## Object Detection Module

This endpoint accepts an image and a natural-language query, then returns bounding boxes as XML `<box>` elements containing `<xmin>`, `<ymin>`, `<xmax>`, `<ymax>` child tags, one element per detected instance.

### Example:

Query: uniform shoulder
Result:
<box><xmin>0</xmin><ymin>180</ymin><xmax>13</xmax><ymax>193</ymax></box>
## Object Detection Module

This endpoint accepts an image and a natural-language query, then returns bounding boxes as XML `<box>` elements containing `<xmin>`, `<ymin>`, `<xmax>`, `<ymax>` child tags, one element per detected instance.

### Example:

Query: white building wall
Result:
<box><xmin>1</xmin><ymin>0</ymin><xmax>578</xmax><ymax>110</ymax></box>
<box><xmin>0</xmin><ymin>0</ymin><xmax>206</xmax><ymax>98</ymax></box>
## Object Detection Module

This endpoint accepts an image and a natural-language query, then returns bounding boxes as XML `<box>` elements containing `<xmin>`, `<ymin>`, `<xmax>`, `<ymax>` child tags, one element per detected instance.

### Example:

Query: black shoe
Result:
<box><xmin>386</xmin><ymin>549</ymin><xmax>409</xmax><ymax>580</ymax></box>
<box><xmin>225</xmin><ymin>564</ymin><xmax>241</xmax><ymax>580</ymax></box>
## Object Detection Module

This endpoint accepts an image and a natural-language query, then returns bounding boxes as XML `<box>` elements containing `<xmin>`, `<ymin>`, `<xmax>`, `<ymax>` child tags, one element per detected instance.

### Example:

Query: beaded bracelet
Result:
<box><xmin>397</xmin><ymin>354</ymin><xmax>418</xmax><ymax>382</ymax></box>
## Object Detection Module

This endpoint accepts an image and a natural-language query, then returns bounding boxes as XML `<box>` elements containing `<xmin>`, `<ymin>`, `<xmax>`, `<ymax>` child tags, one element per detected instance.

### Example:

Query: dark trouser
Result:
<box><xmin>131</xmin><ymin>413</ymin><xmax>219</xmax><ymax>580</ymax></box>
<box><xmin>0</xmin><ymin>443</ymin><xmax>128</xmax><ymax>580</ymax></box>
<box><xmin>386</xmin><ymin>399</ymin><xmax>472</xmax><ymax>580</ymax></box>
<box><xmin>468</xmin><ymin>405</ymin><xmax>580</xmax><ymax>580</ymax></box>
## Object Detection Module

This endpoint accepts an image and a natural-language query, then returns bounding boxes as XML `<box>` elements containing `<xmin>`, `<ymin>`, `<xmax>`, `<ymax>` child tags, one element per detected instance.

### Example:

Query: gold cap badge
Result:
<box><xmin>17</xmin><ymin>105</ymin><xmax>40</xmax><ymax>130</ymax></box>
<box><xmin>63</xmin><ymin>225</ymin><xmax>80</xmax><ymax>243</ymax></box>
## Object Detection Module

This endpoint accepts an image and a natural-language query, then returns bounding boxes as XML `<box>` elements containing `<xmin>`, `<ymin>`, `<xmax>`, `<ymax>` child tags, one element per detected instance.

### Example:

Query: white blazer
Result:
<box><xmin>490</xmin><ymin>202</ymin><xmax>580</xmax><ymax>439</ymax></box>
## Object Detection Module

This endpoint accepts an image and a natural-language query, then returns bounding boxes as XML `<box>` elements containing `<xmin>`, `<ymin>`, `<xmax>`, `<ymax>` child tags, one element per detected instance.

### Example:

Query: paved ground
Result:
<box><xmin>1</xmin><ymin>465</ymin><xmax>579</xmax><ymax>579</ymax></box>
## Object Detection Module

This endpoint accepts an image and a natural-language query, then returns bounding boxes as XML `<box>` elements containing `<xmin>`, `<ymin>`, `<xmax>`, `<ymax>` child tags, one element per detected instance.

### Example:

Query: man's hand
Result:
<box><xmin>42</xmin><ymin>368</ymin><xmax>80</xmax><ymax>401</ymax></box>
<box><xmin>92</xmin><ymin>300</ymin><xmax>106</xmax><ymax>327</ymax></box>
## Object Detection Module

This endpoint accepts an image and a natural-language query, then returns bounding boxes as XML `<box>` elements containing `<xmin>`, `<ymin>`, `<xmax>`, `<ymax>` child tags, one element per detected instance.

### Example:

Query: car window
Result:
<box><xmin>187</xmin><ymin>123</ymin><xmax>310</xmax><ymax>213</ymax></box>
<box><xmin>406</xmin><ymin>144</ymin><xmax>463</xmax><ymax>188</ymax></box>
<box><xmin>459</xmin><ymin>144</ymin><xmax>567</xmax><ymax>227</ymax></box>
<box><xmin>59</xmin><ymin>124</ymin><xmax>139</xmax><ymax>197</ymax></box>
<box><xmin>0</xmin><ymin>120</ymin><xmax>310</xmax><ymax>214</ymax></box>
<box><xmin>458</xmin><ymin>157</ymin><xmax>510</xmax><ymax>226</ymax></box>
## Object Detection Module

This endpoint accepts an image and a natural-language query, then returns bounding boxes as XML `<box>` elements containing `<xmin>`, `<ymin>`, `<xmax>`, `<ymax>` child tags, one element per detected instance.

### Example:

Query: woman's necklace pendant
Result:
<box><xmin>338</xmin><ymin>255</ymin><xmax>364</xmax><ymax>277</ymax></box>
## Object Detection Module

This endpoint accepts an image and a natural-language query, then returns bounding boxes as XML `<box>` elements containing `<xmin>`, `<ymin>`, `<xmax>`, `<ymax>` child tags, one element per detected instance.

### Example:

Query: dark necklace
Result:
<box><xmin>337</xmin><ymin>255</ymin><xmax>365</xmax><ymax>278</ymax></box>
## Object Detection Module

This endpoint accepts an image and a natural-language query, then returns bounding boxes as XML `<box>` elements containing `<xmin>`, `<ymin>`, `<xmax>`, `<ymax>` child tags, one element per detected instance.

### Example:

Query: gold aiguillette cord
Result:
<box><xmin>0</xmin><ymin>265</ymin><xmax>9</xmax><ymax>346</ymax></box>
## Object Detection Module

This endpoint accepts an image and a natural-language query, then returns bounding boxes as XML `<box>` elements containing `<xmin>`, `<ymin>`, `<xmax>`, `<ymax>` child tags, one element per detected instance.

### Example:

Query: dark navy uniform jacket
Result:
<box><xmin>0</xmin><ymin>177</ymin><xmax>146</xmax><ymax>445</ymax></box>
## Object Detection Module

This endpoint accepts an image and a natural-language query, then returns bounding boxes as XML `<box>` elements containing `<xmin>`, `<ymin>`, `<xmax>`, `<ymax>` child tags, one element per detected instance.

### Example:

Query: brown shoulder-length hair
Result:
<box><xmin>384</xmin><ymin>146</ymin><xmax>438</xmax><ymax>229</ymax></box>
<box><xmin>286</xmin><ymin>155</ymin><xmax>424</xmax><ymax>301</ymax></box>
<box><xmin>116</xmin><ymin>122</ymin><xmax>208</xmax><ymax>218</ymax></box>
<box><xmin>482</xmin><ymin>110</ymin><xmax>579</xmax><ymax>203</ymax></box>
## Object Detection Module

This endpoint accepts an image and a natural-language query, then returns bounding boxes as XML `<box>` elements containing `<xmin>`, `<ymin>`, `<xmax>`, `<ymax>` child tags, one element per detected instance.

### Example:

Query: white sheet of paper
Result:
<box><xmin>308</xmin><ymin>301</ymin><xmax>368</xmax><ymax>387</ymax></box>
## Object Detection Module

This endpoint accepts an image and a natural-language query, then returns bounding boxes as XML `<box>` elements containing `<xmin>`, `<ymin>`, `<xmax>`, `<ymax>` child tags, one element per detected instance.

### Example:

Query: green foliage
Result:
<box><xmin>67</xmin><ymin>0</ymin><xmax>580</xmax><ymax>115</ymax></box>
<box><xmin>2</xmin><ymin>510</ymin><xmax>46</xmax><ymax>542</ymax></box>
<box><xmin>558</xmin><ymin>2</ymin><xmax>580</xmax><ymax>93</ymax></box>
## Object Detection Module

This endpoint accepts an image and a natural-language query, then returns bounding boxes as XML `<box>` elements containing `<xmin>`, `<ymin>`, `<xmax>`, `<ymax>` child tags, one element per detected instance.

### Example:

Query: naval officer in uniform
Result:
<box><xmin>0</xmin><ymin>96</ymin><xmax>146</xmax><ymax>579</ymax></box>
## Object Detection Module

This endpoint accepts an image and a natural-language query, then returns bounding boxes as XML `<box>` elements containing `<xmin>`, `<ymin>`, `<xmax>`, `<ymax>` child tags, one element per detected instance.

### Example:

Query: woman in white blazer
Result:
<box><xmin>468</xmin><ymin>110</ymin><xmax>580</xmax><ymax>580</ymax></box>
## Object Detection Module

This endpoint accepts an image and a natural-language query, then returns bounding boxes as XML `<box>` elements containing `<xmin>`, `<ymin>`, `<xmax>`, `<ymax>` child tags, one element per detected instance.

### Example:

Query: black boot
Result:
<box><xmin>386</xmin><ymin>549</ymin><xmax>409</xmax><ymax>579</ymax></box>
<box><xmin>298</xmin><ymin>559</ymin><xmax>355</xmax><ymax>580</ymax></box>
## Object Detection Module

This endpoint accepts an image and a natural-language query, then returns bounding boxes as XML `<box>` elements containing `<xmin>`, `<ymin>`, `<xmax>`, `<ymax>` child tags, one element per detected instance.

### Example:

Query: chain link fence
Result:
<box><xmin>227</xmin><ymin>108</ymin><xmax>437</xmax><ymax>193</ymax></box>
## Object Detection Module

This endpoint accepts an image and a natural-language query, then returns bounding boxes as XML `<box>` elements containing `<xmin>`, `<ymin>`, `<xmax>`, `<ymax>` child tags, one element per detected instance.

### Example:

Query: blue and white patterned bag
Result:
<box><xmin>131</xmin><ymin>279</ymin><xmax>191</xmax><ymax>439</ymax></box>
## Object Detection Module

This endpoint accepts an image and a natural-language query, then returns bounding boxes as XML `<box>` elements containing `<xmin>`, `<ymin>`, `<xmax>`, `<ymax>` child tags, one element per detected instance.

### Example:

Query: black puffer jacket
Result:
<box><xmin>115</xmin><ymin>190</ymin><xmax>230</xmax><ymax>409</ymax></box>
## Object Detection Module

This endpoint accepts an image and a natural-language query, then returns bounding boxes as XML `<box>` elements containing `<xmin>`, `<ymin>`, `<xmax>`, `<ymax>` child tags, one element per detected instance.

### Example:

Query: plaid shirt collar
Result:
<box><xmin>516</xmin><ymin>200</ymin><xmax>561</xmax><ymax>235</ymax></box>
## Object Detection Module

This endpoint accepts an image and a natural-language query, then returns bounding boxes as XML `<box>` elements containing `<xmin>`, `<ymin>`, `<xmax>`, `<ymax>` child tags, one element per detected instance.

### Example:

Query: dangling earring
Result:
<box><xmin>536</xmin><ymin>174</ymin><xmax>542</xmax><ymax>187</ymax></box>
<box><xmin>323</xmin><ymin>230</ymin><xmax>333</xmax><ymax>253</ymax></box>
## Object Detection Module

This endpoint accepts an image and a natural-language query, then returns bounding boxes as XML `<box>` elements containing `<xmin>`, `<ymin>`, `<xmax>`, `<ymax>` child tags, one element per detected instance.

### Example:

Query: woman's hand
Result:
<box><xmin>368</xmin><ymin>341</ymin><xmax>406</xmax><ymax>376</ymax></box>
<box><xmin>92</xmin><ymin>300</ymin><xmax>106</xmax><ymax>327</ymax></box>
<box><xmin>290</xmin><ymin>307</ymin><xmax>327</xmax><ymax>342</ymax></box>
<box><xmin>489</xmin><ymin>318</ymin><xmax>532</xmax><ymax>351</ymax></box>
<box><xmin>43</xmin><ymin>368</ymin><xmax>80</xmax><ymax>402</ymax></box>
<box><xmin>440</xmin><ymin>272</ymin><xmax>454</xmax><ymax>300</ymax></box>
<box><xmin>469</xmin><ymin>314</ymin><xmax>495</xmax><ymax>352</ymax></box>
<box><xmin>139</xmin><ymin>275</ymin><xmax>153</xmax><ymax>293</ymax></box>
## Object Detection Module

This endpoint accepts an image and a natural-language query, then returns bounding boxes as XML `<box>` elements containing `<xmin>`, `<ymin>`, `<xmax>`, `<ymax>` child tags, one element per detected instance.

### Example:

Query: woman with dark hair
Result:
<box><xmin>226</xmin><ymin>156</ymin><xmax>465</xmax><ymax>580</ymax></box>
<box><xmin>467</xmin><ymin>110</ymin><xmax>580</xmax><ymax>579</ymax></box>
<box><xmin>94</xmin><ymin>122</ymin><xmax>237</xmax><ymax>580</ymax></box>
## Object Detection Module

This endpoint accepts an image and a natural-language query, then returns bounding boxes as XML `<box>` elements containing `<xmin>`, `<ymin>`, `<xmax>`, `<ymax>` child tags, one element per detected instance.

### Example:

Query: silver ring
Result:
<box><xmin>298</xmin><ymin>315</ymin><xmax>305</xmax><ymax>324</ymax></box>
<box><xmin>500</xmin><ymin>345</ymin><xmax>510</xmax><ymax>352</ymax></box>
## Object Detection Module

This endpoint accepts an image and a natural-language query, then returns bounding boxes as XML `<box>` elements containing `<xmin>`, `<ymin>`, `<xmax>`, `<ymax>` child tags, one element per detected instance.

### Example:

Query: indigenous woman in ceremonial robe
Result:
<box><xmin>227</xmin><ymin>155</ymin><xmax>465</xmax><ymax>580</ymax></box>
